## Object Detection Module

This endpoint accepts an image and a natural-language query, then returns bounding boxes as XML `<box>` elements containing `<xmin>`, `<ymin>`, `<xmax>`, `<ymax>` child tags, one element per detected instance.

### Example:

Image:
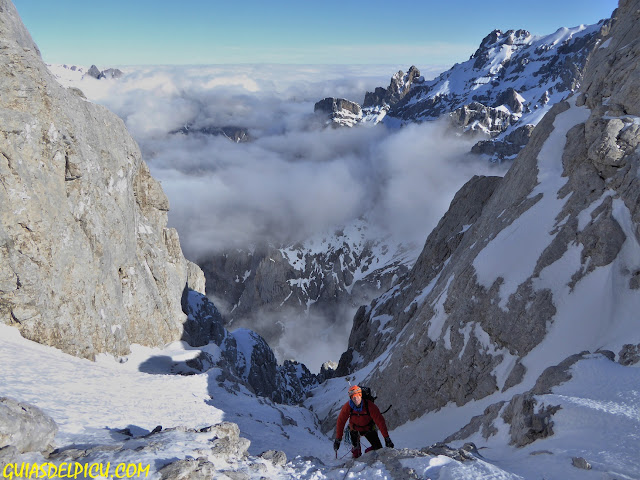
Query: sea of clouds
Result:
<box><xmin>52</xmin><ymin>63</ymin><xmax>507</xmax><ymax>368</ymax></box>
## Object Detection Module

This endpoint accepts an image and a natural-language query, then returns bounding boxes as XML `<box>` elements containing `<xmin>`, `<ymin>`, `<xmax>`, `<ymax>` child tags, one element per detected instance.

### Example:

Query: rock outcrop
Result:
<box><xmin>85</xmin><ymin>64</ymin><xmax>123</xmax><ymax>80</ymax></box>
<box><xmin>0</xmin><ymin>0</ymin><xmax>204</xmax><ymax>359</ymax></box>
<box><xmin>449</xmin><ymin>101</ymin><xmax>518</xmax><ymax>136</ymax></box>
<box><xmin>363</xmin><ymin>65</ymin><xmax>422</xmax><ymax>108</ymax></box>
<box><xmin>471</xmin><ymin>124</ymin><xmax>536</xmax><ymax>161</ymax></box>
<box><xmin>182</xmin><ymin>289</ymin><xmax>320</xmax><ymax>404</ymax></box>
<box><xmin>336</xmin><ymin>175</ymin><xmax>502</xmax><ymax>378</ymax></box>
<box><xmin>314</xmin><ymin>97</ymin><xmax>363</xmax><ymax>127</ymax></box>
<box><xmin>333</xmin><ymin>0</ymin><xmax>640</xmax><ymax>430</ymax></box>
<box><xmin>444</xmin><ymin>351</ymin><xmax>603</xmax><ymax>447</ymax></box>
<box><xmin>48</xmin><ymin>422</ymin><xmax>262</xmax><ymax>480</ymax></box>
<box><xmin>171</xmin><ymin>124</ymin><xmax>251</xmax><ymax>143</ymax></box>
<box><xmin>0</xmin><ymin>397</ymin><xmax>57</xmax><ymax>455</ymax></box>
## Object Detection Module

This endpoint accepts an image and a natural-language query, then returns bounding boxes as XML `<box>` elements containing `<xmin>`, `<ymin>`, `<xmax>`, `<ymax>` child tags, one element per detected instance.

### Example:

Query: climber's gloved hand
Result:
<box><xmin>384</xmin><ymin>437</ymin><xmax>394</xmax><ymax>448</ymax></box>
<box><xmin>333</xmin><ymin>438</ymin><xmax>341</xmax><ymax>451</ymax></box>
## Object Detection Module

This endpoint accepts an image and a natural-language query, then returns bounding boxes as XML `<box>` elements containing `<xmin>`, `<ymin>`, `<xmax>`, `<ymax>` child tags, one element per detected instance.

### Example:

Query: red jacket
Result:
<box><xmin>336</xmin><ymin>399</ymin><xmax>389</xmax><ymax>439</ymax></box>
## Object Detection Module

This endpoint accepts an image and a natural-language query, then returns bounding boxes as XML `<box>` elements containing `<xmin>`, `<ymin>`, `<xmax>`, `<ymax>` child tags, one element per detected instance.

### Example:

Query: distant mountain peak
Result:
<box><xmin>317</xmin><ymin>19</ymin><xmax>610</xmax><ymax>161</ymax></box>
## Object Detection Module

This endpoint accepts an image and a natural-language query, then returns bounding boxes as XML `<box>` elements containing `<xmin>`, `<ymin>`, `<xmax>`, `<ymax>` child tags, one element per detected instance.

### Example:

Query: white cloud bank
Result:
<box><xmin>56</xmin><ymin>64</ymin><xmax>502</xmax><ymax>255</ymax></box>
<box><xmin>50</xmin><ymin>63</ymin><xmax>507</xmax><ymax>368</ymax></box>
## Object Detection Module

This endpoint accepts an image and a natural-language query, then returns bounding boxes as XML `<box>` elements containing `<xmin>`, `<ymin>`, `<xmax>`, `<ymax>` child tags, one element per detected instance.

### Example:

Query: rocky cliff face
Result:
<box><xmin>200</xmin><ymin>222</ymin><xmax>415</xmax><ymax>354</ymax></box>
<box><xmin>334</xmin><ymin>0</ymin><xmax>640</xmax><ymax>430</ymax></box>
<box><xmin>0</xmin><ymin>0</ymin><xmax>204</xmax><ymax>359</ymax></box>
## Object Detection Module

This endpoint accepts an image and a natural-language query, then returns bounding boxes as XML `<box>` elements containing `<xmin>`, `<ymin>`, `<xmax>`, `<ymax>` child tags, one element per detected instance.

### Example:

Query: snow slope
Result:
<box><xmin>3</xmin><ymin>324</ymin><xmax>640</xmax><ymax>479</ymax></box>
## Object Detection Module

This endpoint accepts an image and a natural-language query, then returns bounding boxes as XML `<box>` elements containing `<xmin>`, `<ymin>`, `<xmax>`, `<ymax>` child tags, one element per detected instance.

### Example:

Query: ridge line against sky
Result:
<box><xmin>13</xmin><ymin>0</ymin><xmax>618</xmax><ymax>66</ymax></box>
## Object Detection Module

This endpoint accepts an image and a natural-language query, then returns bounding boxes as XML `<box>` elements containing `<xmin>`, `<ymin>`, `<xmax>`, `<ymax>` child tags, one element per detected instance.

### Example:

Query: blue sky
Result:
<box><xmin>13</xmin><ymin>0</ymin><xmax>618</xmax><ymax>66</ymax></box>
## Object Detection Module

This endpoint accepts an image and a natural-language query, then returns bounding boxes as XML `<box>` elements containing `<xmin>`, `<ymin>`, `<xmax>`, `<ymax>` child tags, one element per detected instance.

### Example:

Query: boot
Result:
<box><xmin>351</xmin><ymin>446</ymin><xmax>361</xmax><ymax>458</ymax></box>
<box><xmin>364</xmin><ymin>446</ymin><xmax>374</xmax><ymax>454</ymax></box>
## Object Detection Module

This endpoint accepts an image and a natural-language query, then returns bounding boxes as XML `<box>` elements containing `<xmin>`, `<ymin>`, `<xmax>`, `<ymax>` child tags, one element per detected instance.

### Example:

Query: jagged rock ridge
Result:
<box><xmin>333</xmin><ymin>0</ymin><xmax>640</xmax><ymax>432</ymax></box>
<box><xmin>388</xmin><ymin>23</ymin><xmax>607</xmax><ymax>129</ymax></box>
<box><xmin>320</xmin><ymin>21</ymin><xmax>610</xmax><ymax>162</ymax></box>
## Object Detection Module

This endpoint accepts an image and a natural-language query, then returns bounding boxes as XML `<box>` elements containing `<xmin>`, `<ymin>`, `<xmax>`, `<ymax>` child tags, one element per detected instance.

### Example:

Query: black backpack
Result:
<box><xmin>360</xmin><ymin>386</ymin><xmax>376</xmax><ymax>403</ymax></box>
<box><xmin>353</xmin><ymin>386</ymin><xmax>391</xmax><ymax>415</ymax></box>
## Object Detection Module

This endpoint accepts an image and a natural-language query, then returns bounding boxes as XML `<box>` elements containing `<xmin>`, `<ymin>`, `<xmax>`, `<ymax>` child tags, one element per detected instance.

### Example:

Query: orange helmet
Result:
<box><xmin>348</xmin><ymin>385</ymin><xmax>362</xmax><ymax>398</ymax></box>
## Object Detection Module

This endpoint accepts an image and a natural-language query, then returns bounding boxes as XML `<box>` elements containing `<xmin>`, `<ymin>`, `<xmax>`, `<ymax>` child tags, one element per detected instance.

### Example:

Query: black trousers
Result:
<box><xmin>349</xmin><ymin>429</ymin><xmax>382</xmax><ymax>450</ymax></box>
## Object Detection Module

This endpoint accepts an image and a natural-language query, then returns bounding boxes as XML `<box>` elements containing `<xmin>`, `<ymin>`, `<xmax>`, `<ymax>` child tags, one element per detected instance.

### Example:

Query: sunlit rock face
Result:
<box><xmin>326</xmin><ymin>21</ymin><xmax>610</xmax><ymax>161</ymax></box>
<box><xmin>0</xmin><ymin>0</ymin><xmax>205</xmax><ymax>359</ymax></box>
<box><xmin>337</xmin><ymin>0</ymin><xmax>640</xmax><ymax>430</ymax></box>
<box><xmin>314</xmin><ymin>97</ymin><xmax>363</xmax><ymax>127</ymax></box>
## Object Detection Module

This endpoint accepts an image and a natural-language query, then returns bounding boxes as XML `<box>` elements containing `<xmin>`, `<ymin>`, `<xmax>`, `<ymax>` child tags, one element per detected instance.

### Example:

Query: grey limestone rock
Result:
<box><xmin>444</xmin><ymin>402</ymin><xmax>505</xmax><ymax>443</ymax></box>
<box><xmin>338</xmin><ymin>175</ymin><xmax>501</xmax><ymax>375</ymax></box>
<box><xmin>445</xmin><ymin>352</ymin><xmax>612</xmax><ymax>445</ymax></box>
<box><xmin>0</xmin><ymin>0</ymin><xmax>39</xmax><ymax>54</ymax></box>
<box><xmin>86</xmin><ymin>64</ymin><xmax>101</xmax><ymax>79</ymax></box>
<box><xmin>208</xmin><ymin>422</ymin><xmax>250</xmax><ymax>459</ymax></box>
<box><xmin>388</xmin><ymin>23</ymin><xmax>606</xmax><ymax>124</ymax></box>
<box><xmin>449</xmin><ymin>101</ymin><xmax>518</xmax><ymax>136</ymax></box>
<box><xmin>471</xmin><ymin>124</ymin><xmax>536</xmax><ymax>161</ymax></box>
<box><xmin>229</xmin><ymin>327</ymin><xmax>320</xmax><ymax>403</ymax></box>
<box><xmin>501</xmin><ymin>394</ymin><xmax>561</xmax><ymax>447</ymax></box>
<box><xmin>318</xmin><ymin>361</ymin><xmax>338</xmax><ymax>383</ymax></box>
<box><xmin>0</xmin><ymin>397</ymin><xmax>57</xmax><ymax>454</ymax></box>
<box><xmin>0</xmin><ymin>0</ymin><xmax>202</xmax><ymax>358</ymax></box>
<box><xmin>531</xmin><ymin>352</ymin><xmax>591</xmax><ymax>395</ymax></box>
<box><xmin>186</xmin><ymin>260</ymin><xmax>206</xmax><ymax>295</ymax></box>
<box><xmin>158</xmin><ymin>457</ymin><xmax>216</xmax><ymax>480</ymax></box>
<box><xmin>494</xmin><ymin>87</ymin><xmax>524</xmax><ymax>114</ymax></box>
<box><xmin>200</xmin><ymin>237</ymin><xmax>408</xmax><ymax>360</ymax></box>
<box><xmin>420</xmin><ymin>443</ymin><xmax>477</xmax><ymax>462</ymax></box>
<box><xmin>99</xmin><ymin>68</ymin><xmax>123</xmax><ymax>80</ymax></box>
<box><xmin>571</xmin><ymin>457</ymin><xmax>592</xmax><ymax>470</ymax></box>
<box><xmin>363</xmin><ymin>66</ymin><xmax>421</xmax><ymax>108</ymax></box>
<box><xmin>274</xmin><ymin>360</ymin><xmax>318</xmax><ymax>404</ymax></box>
<box><xmin>259</xmin><ymin>449</ymin><xmax>287</xmax><ymax>467</ymax></box>
<box><xmin>181</xmin><ymin>288</ymin><xmax>230</xmax><ymax>348</ymax></box>
<box><xmin>84</xmin><ymin>65</ymin><xmax>123</xmax><ymax>80</ymax></box>
<box><xmin>179</xmin><ymin>289</ymin><xmax>318</xmax><ymax>404</ymax></box>
<box><xmin>0</xmin><ymin>446</ymin><xmax>18</xmax><ymax>469</ymax></box>
<box><xmin>618</xmin><ymin>343</ymin><xmax>640</xmax><ymax>366</ymax></box>
<box><xmin>314</xmin><ymin>97</ymin><xmax>362</xmax><ymax>127</ymax></box>
<box><xmin>233</xmin><ymin>329</ymin><xmax>279</xmax><ymax>398</ymax></box>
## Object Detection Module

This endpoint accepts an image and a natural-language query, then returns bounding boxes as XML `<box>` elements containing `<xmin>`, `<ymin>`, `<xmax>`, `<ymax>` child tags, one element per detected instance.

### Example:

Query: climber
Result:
<box><xmin>333</xmin><ymin>385</ymin><xmax>394</xmax><ymax>458</ymax></box>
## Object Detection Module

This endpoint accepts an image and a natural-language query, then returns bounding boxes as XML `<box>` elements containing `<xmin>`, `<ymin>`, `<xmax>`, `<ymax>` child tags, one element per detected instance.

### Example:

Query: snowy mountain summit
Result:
<box><xmin>322</xmin><ymin>20</ymin><xmax>610</xmax><ymax>162</ymax></box>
